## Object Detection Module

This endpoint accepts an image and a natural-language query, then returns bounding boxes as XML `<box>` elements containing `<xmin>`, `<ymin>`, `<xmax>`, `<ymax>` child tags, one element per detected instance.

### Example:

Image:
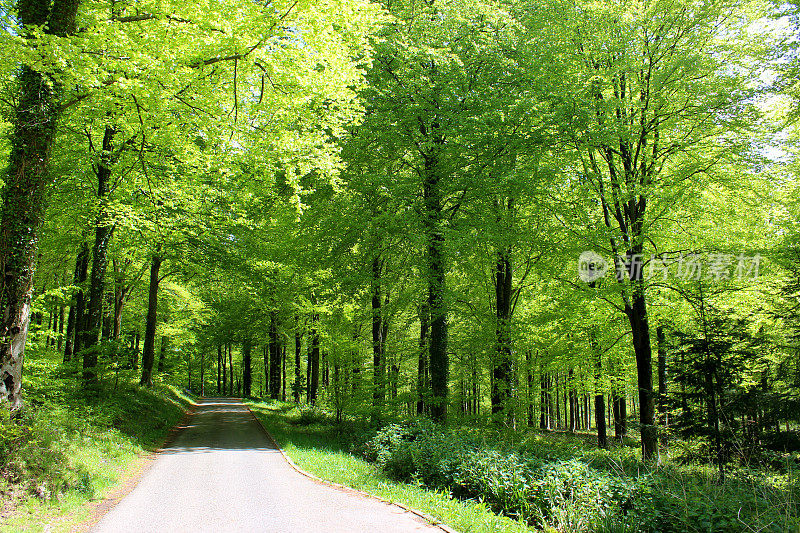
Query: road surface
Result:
<box><xmin>91</xmin><ymin>398</ymin><xmax>440</xmax><ymax>533</ymax></box>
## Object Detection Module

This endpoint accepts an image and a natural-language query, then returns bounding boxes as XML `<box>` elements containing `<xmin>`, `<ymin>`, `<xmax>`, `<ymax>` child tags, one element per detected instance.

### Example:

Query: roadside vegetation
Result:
<box><xmin>0</xmin><ymin>347</ymin><xmax>192</xmax><ymax>532</ymax></box>
<box><xmin>250</xmin><ymin>400</ymin><xmax>800</xmax><ymax>533</ymax></box>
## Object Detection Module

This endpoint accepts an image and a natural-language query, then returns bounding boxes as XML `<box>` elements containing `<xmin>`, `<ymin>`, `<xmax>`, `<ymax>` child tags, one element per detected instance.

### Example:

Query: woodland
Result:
<box><xmin>1</xmin><ymin>0</ymin><xmax>800</xmax><ymax>530</ymax></box>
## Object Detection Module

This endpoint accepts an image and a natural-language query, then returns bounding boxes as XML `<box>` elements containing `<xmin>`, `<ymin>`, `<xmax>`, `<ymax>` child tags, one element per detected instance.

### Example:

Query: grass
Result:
<box><xmin>247</xmin><ymin>400</ymin><xmax>534</xmax><ymax>533</ymax></box>
<box><xmin>248</xmin><ymin>401</ymin><xmax>800</xmax><ymax>533</ymax></box>
<box><xmin>0</xmin><ymin>348</ymin><xmax>194</xmax><ymax>532</ymax></box>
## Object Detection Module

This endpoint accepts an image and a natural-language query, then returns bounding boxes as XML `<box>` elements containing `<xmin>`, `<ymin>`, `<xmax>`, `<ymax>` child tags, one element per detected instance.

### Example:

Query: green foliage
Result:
<box><xmin>360</xmin><ymin>421</ymin><xmax>800</xmax><ymax>532</ymax></box>
<box><xmin>0</xmin><ymin>349</ymin><xmax>190</xmax><ymax>520</ymax></box>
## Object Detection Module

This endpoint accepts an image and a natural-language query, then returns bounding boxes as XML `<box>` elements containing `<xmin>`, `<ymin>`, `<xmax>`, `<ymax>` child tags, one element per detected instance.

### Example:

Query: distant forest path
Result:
<box><xmin>91</xmin><ymin>398</ymin><xmax>439</xmax><ymax>533</ymax></box>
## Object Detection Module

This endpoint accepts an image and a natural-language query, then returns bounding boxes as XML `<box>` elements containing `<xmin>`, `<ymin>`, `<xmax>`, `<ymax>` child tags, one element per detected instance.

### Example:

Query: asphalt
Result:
<box><xmin>91</xmin><ymin>398</ymin><xmax>439</xmax><ymax>533</ymax></box>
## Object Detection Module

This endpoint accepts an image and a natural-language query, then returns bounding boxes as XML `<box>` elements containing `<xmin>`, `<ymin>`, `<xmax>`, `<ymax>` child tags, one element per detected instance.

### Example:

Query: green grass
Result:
<box><xmin>0</xmin><ymin>348</ymin><xmax>194</xmax><ymax>532</ymax></box>
<box><xmin>247</xmin><ymin>400</ymin><xmax>533</xmax><ymax>533</ymax></box>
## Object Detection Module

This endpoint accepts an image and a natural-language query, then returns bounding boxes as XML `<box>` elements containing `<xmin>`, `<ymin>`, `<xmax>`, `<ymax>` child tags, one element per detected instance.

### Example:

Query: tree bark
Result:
<box><xmin>416</xmin><ymin>303</ymin><xmax>429</xmax><ymax>415</ymax></box>
<box><xmin>157</xmin><ymin>335</ymin><xmax>167</xmax><ymax>373</ymax></box>
<box><xmin>228</xmin><ymin>343</ymin><xmax>233</xmax><ymax>396</ymax></box>
<box><xmin>82</xmin><ymin>126</ymin><xmax>117</xmax><ymax>387</ymax></box>
<box><xmin>281</xmin><ymin>343</ymin><xmax>286</xmax><ymax>401</ymax></box>
<box><xmin>56</xmin><ymin>303</ymin><xmax>65</xmax><ymax>351</ymax></box>
<box><xmin>657</xmin><ymin>324</ymin><xmax>668</xmax><ymax>438</ymax></box>
<box><xmin>294</xmin><ymin>324</ymin><xmax>302</xmax><ymax>402</ymax></box>
<box><xmin>590</xmin><ymin>329</ymin><xmax>607</xmax><ymax>448</ymax></box>
<box><xmin>626</xmin><ymin>289</ymin><xmax>656</xmax><ymax>459</ymax></box>
<box><xmin>242</xmin><ymin>337</ymin><xmax>252</xmax><ymax>397</ymax></box>
<box><xmin>64</xmin><ymin>241</ymin><xmax>89</xmax><ymax>362</ymax></box>
<box><xmin>217</xmin><ymin>344</ymin><xmax>222</xmax><ymax>394</ymax></box>
<box><xmin>0</xmin><ymin>0</ymin><xmax>81</xmax><ymax>411</ymax></box>
<box><xmin>422</xmin><ymin>147</ymin><xmax>448</xmax><ymax>423</ymax></box>
<box><xmin>139</xmin><ymin>253</ymin><xmax>162</xmax><ymax>386</ymax></box>
<box><xmin>308</xmin><ymin>315</ymin><xmax>320</xmax><ymax>404</ymax></box>
<box><xmin>491</xmin><ymin>224</ymin><xmax>513</xmax><ymax>421</ymax></box>
<box><xmin>371</xmin><ymin>255</ymin><xmax>386</xmax><ymax>420</ymax></box>
<box><xmin>269</xmin><ymin>312</ymin><xmax>281</xmax><ymax>399</ymax></box>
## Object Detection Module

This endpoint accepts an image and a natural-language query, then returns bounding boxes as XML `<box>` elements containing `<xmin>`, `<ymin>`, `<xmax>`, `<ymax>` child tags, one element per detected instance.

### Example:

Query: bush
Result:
<box><xmin>359</xmin><ymin>422</ymin><xmax>800</xmax><ymax>532</ymax></box>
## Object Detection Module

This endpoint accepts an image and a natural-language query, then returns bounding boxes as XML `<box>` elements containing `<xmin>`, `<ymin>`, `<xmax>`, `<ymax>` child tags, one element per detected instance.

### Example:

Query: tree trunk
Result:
<box><xmin>491</xmin><ymin>229</ymin><xmax>513</xmax><ymax>421</ymax></box>
<box><xmin>590</xmin><ymin>329</ymin><xmax>607</xmax><ymax>448</ymax></box>
<box><xmin>157</xmin><ymin>335</ymin><xmax>167</xmax><ymax>373</ymax></box>
<box><xmin>422</xmin><ymin>148</ymin><xmax>449</xmax><ymax>423</ymax></box>
<box><xmin>139</xmin><ymin>254</ymin><xmax>162</xmax><ymax>387</ymax></box>
<box><xmin>82</xmin><ymin>126</ymin><xmax>117</xmax><ymax>388</ymax></box>
<box><xmin>294</xmin><ymin>325</ymin><xmax>302</xmax><ymax>402</ymax></box>
<box><xmin>56</xmin><ymin>304</ymin><xmax>65</xmax><ymax>351</ymax></box>
<box><xmin>416</xmin><ymin>303</ymin><xmax>429</xmax><ymax>415</ymax></box>
<box><xmin>371</xmin><ymin>255</ymin><xmax>386</xmax><ymax>421</ymax></box>
<box><xmin>626</xmin><ymin>290</ymin><xmax>656</xmax><ymax>459</ymax></box>
<box><xmin>64</xmin><ymin>241</ymin><xmax>89</xmax><ymax>362</ymax></box>
<box><xmin>269</xmin><ymin>312</ymin><xmax>281</xmax><ymax>399</ymax></box>
<box><xmin>101</xmin><ymin>291</ymin><xmax>113</xmax><ymax>340</ymax></box>
<box><xmin>281</xmin><ymin>343</ymin><xmax>286</xmax><ymax>401</ymax></box>
<box><xmin>112</xmin><ymin>267</ymin><xmax>129</xmax><ymax>341</ymax></box>
<box><xmin>133</xmin><ymin>331</ymin><xmax>140</xmax><ymax>369</ymax></box>
<box><xmin>309</xmin><ymin>315</ymin><xmax>320</xmax><ymax>404</ymax></box>
<box><xmin>228</xmin><ymin>343</ymin><xmax>233</xmax><ymax>396</ymax></box>
<box><xmin>217</xmin><ymin>344</ymin><xmax>222</xmax><ymax>394</ymax></box>
<box><xmin>242</xmin><ymin>337</ymin><xmax>252</xmax><ymax>398</ymax></box>
<box><xmin>0</xmin><ymin>0</ymin><xmax>81</xmax><ymax>411</ymax></box>
<box><xmin>657</xmin><ymin>324</ymin><xmax>668</xmax><ymax>439</ymax></box>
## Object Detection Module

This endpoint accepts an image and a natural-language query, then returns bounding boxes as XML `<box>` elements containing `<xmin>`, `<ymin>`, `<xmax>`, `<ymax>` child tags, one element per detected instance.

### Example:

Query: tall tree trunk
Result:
<box><xmin>626</xmin><ymin>289</ymin><xmax>656</xmax><ymax>458</ymax></box>
<box><xmin>269</xmin><ymin>312</ymin><xmax>280</xmax><ymax>399</ymax></box>
<box><xmin>139</xmin><ymin>253</ymin><xmax>162</xmax><ymax>387</ymax></box>
<box><xmin>217</xmin><ymin>344</ymin><xmax>222</xmax><ymax>394</ymax></box>
<box><xmin>101</xmin><ymin>291</ymin><xmax>113</xmax><ymax>340</ymax></box>
<box><xmin>157</xmin><ymin>335</ymin><xmax>167</xmax><ymax>373</ymax></box>
<box><xmin>112</xmin><ymin>262</ymin><xmax>129</xmax><ymax>341</ymax></box>
<box><xmin>371</xmin><ymin>255</ymin><xmax>386</xmax><ymax>421</ymax></box>
<box><xmin>56</xmin><ymin>303</ymin><xmax>65</xmax><ymax>351</ymax></box>
<box><xmin>590</xmin><ymin>329</ymin><xmax>607</xmax><ymax>448</ymax></box>
<box><xmin>242</xmin><ymin>337</ymin><xmax>252</xmax><ymax>398</ymax></box>
<box><xmin>540</xmin><ymin>370</ymin><xmax>547</xmax><ymax>429</ymax></box>
<box><xmin>294</xmin><ymin>324</ymin><xmax>302</xmax><ymax>402</ymax></box>
<box><xmin>228</xmin><ymin>343</ymin><xmax>233</xmax><ymax>396</ymax></box>
<box><xmin>568</xmin><ymin>367</ymin><xmax>576</xmax><ymax>432</ymax></box>
<box><xmin>657</xmin><ymin>324</ymin><xmax>668</xmax><ymax>439</ymax></box>
<box><xmin>82</xmin><ymin>126</ymin><xmax>117</xmax><ymax>387</ymax></box>
<box><xmin>492</xmin><ymin>226</ymin><xmax>513</xmax><ymax>421</ymax></box>
<box><xmin>281</xmin><ymin>343</ymin><xmax>286</xmax><ymax>401</ymax></box>
<box><xmin>223</xmin><ymin>344</ymin><xmax>229</xmax><ymax>395</ymax></box>
<box><xmin>422</xmin><ymin>148</ymin><xmax>448</xmax><ymax>423</ymax></box>
<box><xmin>416</xmin><ymin>303</ymin><xmax>429</xmax><ymax>415</ymax></box>
<box><xmin>0</xmin><ymin>0</ymin><xmax>81</xmax><ymax>411</ymax></box>
<box><xmin>309</xmin><ymin>315</ymin><xmax>320</xmax><ymax>405</ymax></box>
<box><xmin>64</xmin><ymin>241</ymin><xmax>89</xmax><ymax>362</ymax></box>
<box><xmin>133</xmin><ymin>331</ymin><xmax>140</xmax><ymax>369</ymax></box>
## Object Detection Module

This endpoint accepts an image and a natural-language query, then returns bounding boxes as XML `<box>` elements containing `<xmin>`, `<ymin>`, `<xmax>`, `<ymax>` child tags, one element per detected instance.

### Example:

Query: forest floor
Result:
<box><xmin>0</xmin><ymin>350</ymin><xmax>193</xmax><ymax>533</ymax></box>
<box><xmin>248</xmin><ymin>400</ymin><xmax>800</xmax><ymax>533</ymax></box>
<box><xmin>247</xmin><ymin>400</ymin><xmax>534</xmax><ymax>533</ymax></box>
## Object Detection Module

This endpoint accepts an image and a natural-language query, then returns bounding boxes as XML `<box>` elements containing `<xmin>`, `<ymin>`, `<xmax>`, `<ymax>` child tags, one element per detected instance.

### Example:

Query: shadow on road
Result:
<box><xmin>158</xmin><ymin>398</ymin><xmax>282</xmax><ymax>454</ymax></box>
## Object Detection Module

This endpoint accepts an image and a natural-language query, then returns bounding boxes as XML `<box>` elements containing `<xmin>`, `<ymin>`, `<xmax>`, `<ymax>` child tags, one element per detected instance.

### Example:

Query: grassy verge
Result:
<box><xmin>0</xmin><ymin>349</ymin><xmax>194</xmax><ymax>532</ymax></box>
<box><xmin>247</xmin><ymin>400</ymin><xmax>533</xmax><ymax>533</ymax></box>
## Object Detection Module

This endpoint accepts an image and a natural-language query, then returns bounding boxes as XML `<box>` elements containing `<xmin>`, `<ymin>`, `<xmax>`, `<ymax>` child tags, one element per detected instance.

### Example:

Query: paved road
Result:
<box><xmin>92</xmin><ymin>398</ymin><xmax>439</xmax><ymax>533</ymax></box>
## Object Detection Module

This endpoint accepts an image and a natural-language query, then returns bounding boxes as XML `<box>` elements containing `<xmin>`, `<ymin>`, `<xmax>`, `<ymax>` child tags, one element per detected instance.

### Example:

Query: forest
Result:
<box><xmin>1</xmin><ymin>0</ymin><xmax>799</xmax><ymax>530</ymax></box>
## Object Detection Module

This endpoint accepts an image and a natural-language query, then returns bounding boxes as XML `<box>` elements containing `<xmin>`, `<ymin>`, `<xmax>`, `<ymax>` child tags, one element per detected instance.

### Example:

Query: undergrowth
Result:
<box><xmin>0</xmin><ymin>348</ymin><xmax>192</xmax><ymax>531</ymax></box>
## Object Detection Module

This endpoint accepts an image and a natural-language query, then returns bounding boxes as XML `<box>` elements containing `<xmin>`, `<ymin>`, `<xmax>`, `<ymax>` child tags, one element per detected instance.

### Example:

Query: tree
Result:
<box><xmin>532</xmin><ymin>0</ymin><xmax>761</xmax><ymax>459</ymax></box>
<box><xmin>0</xmin><ymin>0</ymin><xmax>81</xmax><ymax>411</ymax></box>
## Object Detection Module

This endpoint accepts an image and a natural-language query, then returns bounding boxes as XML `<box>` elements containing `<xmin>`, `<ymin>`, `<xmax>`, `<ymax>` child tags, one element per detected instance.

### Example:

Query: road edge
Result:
<box><xmin>244</xmin><ymin>403</ymin><xmax>459</xmax><ymax>533</ymax></box>
<box><xmin>68</xmin><ymin>399</ymin><xmax>199</xmax><ymax>532</ymax></box>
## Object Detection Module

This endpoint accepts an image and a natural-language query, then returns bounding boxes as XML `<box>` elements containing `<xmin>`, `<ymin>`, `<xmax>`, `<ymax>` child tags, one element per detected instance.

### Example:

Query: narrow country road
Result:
<box><xmin>91</xmin><ymin>398</ymin><xmax>440</xmax><ymax>533</ymax></box>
